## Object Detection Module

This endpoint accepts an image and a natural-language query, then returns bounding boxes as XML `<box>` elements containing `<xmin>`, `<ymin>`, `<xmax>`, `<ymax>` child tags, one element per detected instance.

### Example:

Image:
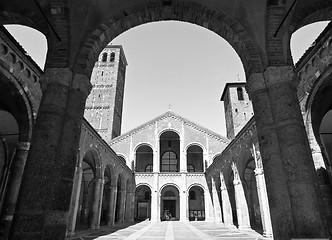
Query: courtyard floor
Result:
<box><xmin>67</xmin><ymin>221</ymin><xmax>267</xmax><ymax>240</ymax></box>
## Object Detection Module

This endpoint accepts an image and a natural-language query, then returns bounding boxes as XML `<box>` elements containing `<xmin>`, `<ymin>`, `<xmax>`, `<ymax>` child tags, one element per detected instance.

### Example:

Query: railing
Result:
<box><xmin>188</xmin><ymin>210</ymin><xmax>205</xmax><ymax>221</ymax></box>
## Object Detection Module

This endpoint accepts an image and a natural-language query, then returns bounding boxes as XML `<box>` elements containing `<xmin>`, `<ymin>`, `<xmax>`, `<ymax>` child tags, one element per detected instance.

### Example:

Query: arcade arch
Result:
<box><xmin>76</xmin><ymin>150</ymin><xmax>102</xmax><ymax>228</ymax></box>
<box><xmin>134</xmin><ymin>184</ymin><xmax>151</xmax><ymax>221</ymax></box>
<box><xmin>160</xmin><ymin>185</ymin><xmax>180</xmax><ymax>221</ymax></box>
<box><xmin>188</xmin><ymin>185</ymin><xmax>205</xmax><ymax>221</ymax></box>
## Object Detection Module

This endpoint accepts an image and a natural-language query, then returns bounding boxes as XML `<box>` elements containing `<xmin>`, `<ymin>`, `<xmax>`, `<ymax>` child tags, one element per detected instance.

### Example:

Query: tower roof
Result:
<box><xmin>105</xmin><ymin>44</ymin><xmax>128</xmax><ymax>66</ymax></box>
<box><xmin>220</xmin><ymin>82</ymin><xmax>246</xmax><ymax>101</ymax></box>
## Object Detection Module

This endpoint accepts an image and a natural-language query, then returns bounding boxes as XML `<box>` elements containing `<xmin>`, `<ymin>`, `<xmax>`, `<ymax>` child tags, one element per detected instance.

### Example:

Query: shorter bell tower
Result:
<box><xmin>220</xmin><ymin>82</ymin><xmax>253</xmax><ymax>139</ymax></box>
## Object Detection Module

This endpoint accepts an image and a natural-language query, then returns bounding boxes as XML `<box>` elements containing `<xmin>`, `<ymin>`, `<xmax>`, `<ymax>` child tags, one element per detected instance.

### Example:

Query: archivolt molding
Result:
<box><xmin>76</xmin><ymin>1</ymin><xmax>263</xmax><ymax>77</ymax></box>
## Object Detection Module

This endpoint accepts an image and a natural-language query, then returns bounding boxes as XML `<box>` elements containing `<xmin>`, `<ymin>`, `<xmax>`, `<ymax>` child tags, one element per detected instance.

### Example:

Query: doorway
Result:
<box><xmin>160</xmin><ymin>185</ymin><xmax>179</xmax><ymax>221</ymax></box>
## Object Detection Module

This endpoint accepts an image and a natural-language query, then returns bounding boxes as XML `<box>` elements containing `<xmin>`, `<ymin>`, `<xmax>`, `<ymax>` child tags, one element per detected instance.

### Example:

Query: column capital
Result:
<box><xmin>254</xmin><ymin>167</ymin><xmax>264</xmax><ymax>175</ymax></box>
<box><xmin>246</xmin><ymin>66</ymin><xmax>295</xmax><ymax>96</ymax></box>
<box><xmin>16</xmin><ymin>142</ymin><xmax>30</xmax><ymax>151</ymax></box>
<box><xmin>72</xmin><ymin>73</ymin><xmax>93</xmax><ymax>97</ymax></box>
<box><xmin>40</xmin><ymin>68</ymin><xmax>72</xmax><ymax>92</ymax></box>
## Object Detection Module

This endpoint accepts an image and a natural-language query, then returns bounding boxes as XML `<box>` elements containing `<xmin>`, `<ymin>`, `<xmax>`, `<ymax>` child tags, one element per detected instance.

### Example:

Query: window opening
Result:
<box><xmin>237</xmin><ymin>87</ymin><xmax>244</xmax><ymax>100</ymax></box>
<box><xmin>102</xmin><ymin>52</ymin><xmax>107</xmax><ymax>62</ymax></box>
<box><xmin>110</xmin><ymin>52</ymin><xmax>115</xmax><ymax>62</ymax></box>
<box><xmin>187</xmin><ymin>164</ymin><xmax>195</xmax><ymax>172</ymax></box>
<box><xmin>189</xmin><ymin>190</ymin><xmax>196</xmax><ymax>200</ymax></box>
<box><xmin>145</xmin><ymin>164</ymin><xmax>153</xmax><ymax>172</ymax></box>
<box><xmin>161</xmin><ymin>151</ymin><xmax>178</xmax><ymax>172</ymax></box>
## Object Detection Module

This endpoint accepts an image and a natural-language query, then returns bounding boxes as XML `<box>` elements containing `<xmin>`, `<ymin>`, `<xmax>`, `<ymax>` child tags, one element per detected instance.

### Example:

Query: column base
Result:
<box><xmin>238</xmin><ymin>225</ymin><xmax>252</xmax><ymax>231</ymax></box>
<box><xmin>263</xmin><ymin>230</ymin><xmax>273</xmax><ymax>238</ymax></box>
<box><xmin>66</xmin><ymin>230</ymin><xmax>76</xmax><ymax>237</ymax></box>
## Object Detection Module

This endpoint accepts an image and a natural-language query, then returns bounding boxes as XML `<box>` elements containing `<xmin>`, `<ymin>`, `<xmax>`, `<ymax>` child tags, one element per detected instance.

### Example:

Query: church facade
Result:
<box><xmin>108</xmin><ymin>111</ymin><xmax>229</xmax><ymax>223</ymax></box>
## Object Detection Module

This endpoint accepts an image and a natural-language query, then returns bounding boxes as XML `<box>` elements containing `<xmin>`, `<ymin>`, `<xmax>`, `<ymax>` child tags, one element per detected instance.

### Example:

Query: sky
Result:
<box><xmin>5</xmin><ymin>21</ymin><xmax>329</xmax><ymax>137</ymax></box>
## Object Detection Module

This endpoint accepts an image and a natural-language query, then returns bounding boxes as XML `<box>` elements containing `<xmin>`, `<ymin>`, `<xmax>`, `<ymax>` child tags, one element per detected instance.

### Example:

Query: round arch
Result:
<box><xmin>136</xmin><ymin>183</ymin><xmax>153</xmax><ymax>191</ymax></box>
<box><xmin>75</xmin><ymin>1</ymin><xmax>263</xmax><ymax>78</ymax></box>
<box><xmin>188</xmin><ymin>184</ymin><xmax>205</xmax><ymax>221</ymax></box>
<box><xmin>186</xmin><ymin>144</ymin><xmax>204</xmax><ymax>172</ymax></box>
<box><xmin>0</xmin><ymin>63</ymin><xmax>34</xmax><ymax>143</ymax></box>
<box><xmin>104</xmin><ymin>164</ymin><xmax>116</xmax><ymax>184</ymax></box>
<box><xmin>135</xmin><ymin>144</ymin><xmax>154</xmax><ymax>173</ymax></box>
<box><xmin>290</xmin><ymin>3</ymin><xmax>332</xmax><ymax>33</ymax></box>
<box><xmin>134</xmin><ymin>184</ymin><xmax>152</xmax><ymax>221</ymax></box>
<box><xmin>158</xmin><ymin>128</ymin><xmax>181</xmax><ymax>138</ymax></box>
<box><xmin>133</xmin><ymin>142</ymin><xmax>155</xmax><ymax>152</ymax></box>
<box><xmin>184</xmin><ymin>142</ymin><xmax>206</xmax><ymax>152</ymax></box>
<box><xmin>159</xmin><ymin>184</ymin><xmax>180</xmax><ymax>221</ymax></box>
<box><xmin>82</xmin><ymin>148</ymin><xmax>103</xmax><ymax>179</ymax></box>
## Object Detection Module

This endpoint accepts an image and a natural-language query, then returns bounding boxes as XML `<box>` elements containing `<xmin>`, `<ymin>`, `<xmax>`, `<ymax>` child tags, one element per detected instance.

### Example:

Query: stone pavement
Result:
<box><xmin>67</xmin><ymin>221</ymin><xmax>267</xmax><ymax>240</ymax></box>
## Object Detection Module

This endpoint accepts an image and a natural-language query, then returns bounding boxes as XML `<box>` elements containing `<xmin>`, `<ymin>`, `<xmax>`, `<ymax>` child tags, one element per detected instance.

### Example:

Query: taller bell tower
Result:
<box><xmin>220</xmin><ymin>82</ymin><xmax>253</xmax><ymax>139</ymax></box>
<box><xmin>84</xmin><ymin>45</ymin><xmax>128</xmax><ymax>141</ymax></box>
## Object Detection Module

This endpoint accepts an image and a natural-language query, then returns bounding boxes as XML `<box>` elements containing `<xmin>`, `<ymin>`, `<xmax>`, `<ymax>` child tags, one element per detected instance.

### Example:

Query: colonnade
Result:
<box><xmin>210</xmin><ymin>144</ymin><xmax>273</xmax><ymax>238</ymax></box>
<box><xmin>66</xmin><ymin>161</ymin><xmax>135</xmax><ymax>237</ymax></box>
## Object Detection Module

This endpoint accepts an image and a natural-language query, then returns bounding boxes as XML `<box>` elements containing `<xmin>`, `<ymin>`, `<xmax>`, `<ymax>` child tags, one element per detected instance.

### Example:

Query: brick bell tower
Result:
<box><xmin>84</xmin><ymin>45</ymin><xmax>128</xmax><ymax>142</ymax></box>
<box><xmin>220</xmin><ymin>82</ymin><xmax>254</xmax><ymax>139</ymax></box>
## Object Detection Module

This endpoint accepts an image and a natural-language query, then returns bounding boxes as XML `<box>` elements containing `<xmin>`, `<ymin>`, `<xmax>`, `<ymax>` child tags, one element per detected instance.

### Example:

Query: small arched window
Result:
<box><xmin>102</xmin><ymin>52</ymin><xmax>107</xmax><ymax>62</ymax></box>
<box><xmin>237</xmin><ymin>87</ymin><xmax>244</xmax><ymax>100</ymax></box>
<box><xmin>145</xmin><ymin>164</ymin><xmax>153</xmax><ymax>172</ymax></box>
<box><xmin>110</xmin><ymin>52</ymin><xmax>115</xmax><ymax>62</ymax></box>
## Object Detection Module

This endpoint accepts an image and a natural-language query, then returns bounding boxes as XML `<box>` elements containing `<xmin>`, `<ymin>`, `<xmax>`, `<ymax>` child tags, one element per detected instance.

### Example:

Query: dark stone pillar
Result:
<box><xmin>10</xmin><ymin>68</ymin><xmax>92</xmax><ymax>239</ymax></box>
<box><xmin>66</xmin><ymin>158</ymin><xmax>83</xmax><ymax>237</ymax></box>
<box><xmin>107</xmin><ymin>186</ymin><xmax>117</xmax><ymax>226</ymax></box>
<box><xmin>118</xmin><ymin>190</ymin><xmax>126</xmax><ymax>223</ymax></box>
<box><xmin>1</xmin><ymin>142</ymin><xmax>30</xmax><ymax>238</ymax></box>
<box><xmin>247</xmin><ymin>66</ymin><xmax>329</xmax><ymax>239</ymax></box>
<box><xmin>89</xmin><ymin>178</ymin><xmax>103</xmax><ymax>230</ymax></box>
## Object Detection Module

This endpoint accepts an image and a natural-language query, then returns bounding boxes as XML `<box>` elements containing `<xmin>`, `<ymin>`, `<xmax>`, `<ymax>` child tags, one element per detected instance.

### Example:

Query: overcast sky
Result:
<box><xmin>5</xmin><ymin>21</ymin><xmax>329</xmax><ymax>137</ymax></box>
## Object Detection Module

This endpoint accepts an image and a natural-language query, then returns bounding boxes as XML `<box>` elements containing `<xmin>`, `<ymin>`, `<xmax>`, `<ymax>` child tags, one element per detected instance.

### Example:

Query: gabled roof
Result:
<box><xmin>109</xmin><ymin>111</ymin><xmax>229</xmax><ymax>145</ymax></box>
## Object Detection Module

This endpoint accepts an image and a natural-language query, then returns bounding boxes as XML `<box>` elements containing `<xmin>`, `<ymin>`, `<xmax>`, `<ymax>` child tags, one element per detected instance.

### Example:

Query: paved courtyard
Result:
<box><xmin>67</xmin><ymin>221</ymin><xmax>267</xmax><ymax>240</ymax></box>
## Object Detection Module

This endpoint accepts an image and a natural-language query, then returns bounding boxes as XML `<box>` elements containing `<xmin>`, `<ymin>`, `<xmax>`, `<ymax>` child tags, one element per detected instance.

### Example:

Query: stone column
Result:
<box><xmin>128</xmin><ymin>190</ymin><xmax>135</xmax><ymax>222</ymax></box>
<box><xmin>211</xmin><ymin>178</ymin><xmax>222</xmax><ymax>223</ymax></box>
<box><xmin>251</xmin><ymin>143</ymin><xmax>273</xmax><ymax>238</ymax></box>
<box><xmin>180</xmin><ymin>189</ymin><xmax>188</xmax><ymax>222</ymax></box>
<box><xmin>96</xmin><ymin>179</ymin><xmax>104</xmax><ymax>229</ymax></box>
<box><xmin>1</xmin><ymin>142</ymin><xmax>30</xmax><ymax>237</ymax></box>
<box><xmin>125</xmin><ymin>190</ymin><xmax>134</xmax><ymax>222</ymax></box>
<box><xmin>204</xmin><ymin>191</ymin><xmax>214</xmax><ymax>222</ymax></box>
<box><xmin>66</xmin><ymin>157</ymin><xmax>83</xmax><ymax>237</ymax></box>
<box><xmin>150</xmin><ymin>191</ymin><xmax>158</xmax><ymax>222</ymax></box>
<box><xmin>232</xmin><ymin>162</ymin><xmax>251</xmax><ymax>230</ymax></box>
<box><xmin>247</xmin><ymin>67</ymin><xmax>329</xmax><ymax>238</ymax></box>
<box><xmin>118</xmin><ymin>189</ymin><xmax>126</xmax><ymax>223</ymax></box>
<box><xmin>220</xmin><ymin>172</ymin><xmax>233</xmax><ymax>226</ymax></box>
<box><xmin>107</xmin><ymin>186</ymin><xmax>117</xmax><ymax>226</ymax></box>
<box><xmin>10</xmin><ymin>69</ymin><xmax>92</xmax><ymax>239</ymax></box>
<box><xmin>153</xmin><ymin>150</ymin><xmax>159</xmax><ymax>173</ymax></box>
<box><xmin>89</xmin><ymin>178</ymin><xmax>103</xmax><ymax>230</ymax></box>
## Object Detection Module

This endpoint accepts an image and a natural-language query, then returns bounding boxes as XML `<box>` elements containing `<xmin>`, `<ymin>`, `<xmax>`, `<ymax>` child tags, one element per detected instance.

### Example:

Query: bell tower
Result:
<box><xmin>220</xmin><ymin>82</ymin><xmax>253</xmax><ymax>139</ymax></box>
<box><xmin>84</xmin><ymin>45</ymin><xmax>128</xmax><ymax>141</ymax></box>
